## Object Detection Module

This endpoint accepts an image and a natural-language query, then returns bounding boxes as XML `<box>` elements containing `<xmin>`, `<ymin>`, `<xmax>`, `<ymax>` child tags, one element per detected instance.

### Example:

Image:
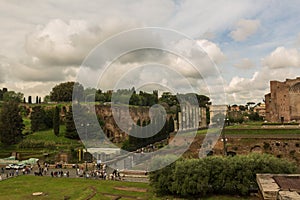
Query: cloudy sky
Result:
<box><xmin>1</xmin><ymin>0</ymin><xmax>300</xmax><ymax>104</ymax></box>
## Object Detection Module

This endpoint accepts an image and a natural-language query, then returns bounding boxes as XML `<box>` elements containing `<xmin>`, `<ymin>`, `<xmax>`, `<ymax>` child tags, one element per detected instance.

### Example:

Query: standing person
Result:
<box><xmin>44</xmin><ymin>167</ymin><xmax>48</xmax><ymax>175</ymax></box>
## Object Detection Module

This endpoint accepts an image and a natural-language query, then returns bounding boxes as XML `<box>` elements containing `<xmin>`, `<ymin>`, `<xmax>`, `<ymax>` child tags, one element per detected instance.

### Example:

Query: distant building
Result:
<box><xmin>265</xmin><ymin>77</ymin><xmax>300</xmax><ymax>122</ymax></box>
<box><xmin>209</xmin><ymin>105</ymin><xmax>228</xmax><ymax>124</ymax></box>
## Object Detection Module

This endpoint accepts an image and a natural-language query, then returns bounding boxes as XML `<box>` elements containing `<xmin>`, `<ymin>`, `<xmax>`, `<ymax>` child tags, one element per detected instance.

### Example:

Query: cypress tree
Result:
<box><xmin>53</xmin><ymin>106</ymin><xmax>60</xmax><ymax>136</ymax></box>
<box><xmin>30</xmin><ymin>106</ymin><xmax>47</xmax><ymax>132</ymax></box>
<box><xmin>168</xmin><ymin>116</ymin><xmax>175</xmax><ymax>133</ymax></box>
<box><xmin>28</xmin><ymin>96</ymin><xmax>32</xmax><ymax>104</ymax></box>
<box><xmin>65</xmin><ymin>106</ymin><xmax>78</xmax><ymax>139</ymax></box>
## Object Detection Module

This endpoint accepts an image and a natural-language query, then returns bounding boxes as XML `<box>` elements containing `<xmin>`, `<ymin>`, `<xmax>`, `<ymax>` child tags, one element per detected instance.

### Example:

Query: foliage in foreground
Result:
<box><xmin>150</xmin><ymin>154</ymin><xmax>297</xmax><ymax>198</ymax></box>
<box><xmin>0</xmin><ymin>101</ymin><xmax>24</xmax><ymax>145</ymax></box>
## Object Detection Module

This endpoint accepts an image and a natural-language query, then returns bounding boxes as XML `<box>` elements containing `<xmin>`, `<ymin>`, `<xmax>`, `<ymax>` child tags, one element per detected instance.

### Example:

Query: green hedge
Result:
<box><xmin>18</xmin><ymin>139</ymin><xmax>56</xmax><ymax>149</ymax></box>
<box><xmin>150</xmin><ymin>154</ymin><xmax>296</xmax><ymax>198</ymax></box>
<box><xmin>262</xmin><ymin>122</ymin><xmax>299</xmax><ymax>125</ymax></box>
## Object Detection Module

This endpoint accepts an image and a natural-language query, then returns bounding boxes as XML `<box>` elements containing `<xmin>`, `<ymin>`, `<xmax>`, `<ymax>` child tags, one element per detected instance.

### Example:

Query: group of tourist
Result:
<box><xmin>0</xmin><ymin>165</ymin><xmax>32</xmax><ymax>180</ymax></box>
<box><xmin>50</xmin><ymin>170</ymin><xmax>70</xmax><ymax>177</ymax></box>
<box><xmin>0</xmin><ymin>161</ymin><xmax>125</xmax><ymax>181</ymax></box>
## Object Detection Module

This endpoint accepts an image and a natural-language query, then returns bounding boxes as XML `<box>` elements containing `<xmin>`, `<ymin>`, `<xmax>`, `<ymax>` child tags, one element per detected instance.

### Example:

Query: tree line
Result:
<box><xmin>0</xmin><ymin>82</ymin><xmax>210</xmax><ymax>146</ymax></box>
<box><xmin>47</xmin><ymin>82</ymin><xmax>210</xmax><ymax>108</ymax></box>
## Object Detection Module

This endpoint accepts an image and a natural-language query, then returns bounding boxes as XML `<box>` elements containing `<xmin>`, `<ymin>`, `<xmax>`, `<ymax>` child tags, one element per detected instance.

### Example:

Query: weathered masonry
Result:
<box><xmin>265</xmin><ymin>77</ymin><xmax>300</xmax><ymax>123</ymax></box>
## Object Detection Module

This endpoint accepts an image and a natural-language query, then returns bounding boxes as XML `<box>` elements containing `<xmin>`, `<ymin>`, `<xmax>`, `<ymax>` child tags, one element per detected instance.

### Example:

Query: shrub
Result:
<box><xmin>263</xmin><ymin>142</ymin><xmax>271</xmax><ymax>151</ymax></box>
<box><xmin>150</xmin><ymin>154</ymin><xmax>296</xmax><ymax>198</ymax></box>
<box><xmin>18</xmin><ymin>139</ymin><xmax>56</xmax><ymax>149</ymax></box>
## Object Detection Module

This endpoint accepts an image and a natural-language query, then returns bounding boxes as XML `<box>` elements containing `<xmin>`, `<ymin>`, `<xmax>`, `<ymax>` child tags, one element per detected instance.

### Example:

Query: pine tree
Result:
<box><xmin>53</xmin><ymin>106</ymin><xmax>60</xmax><ymax>136</ymax></box>
<box><xmin>0</xmin><ymin>101</ymin><xmax>24</xmax><ymax>145</ymax></box>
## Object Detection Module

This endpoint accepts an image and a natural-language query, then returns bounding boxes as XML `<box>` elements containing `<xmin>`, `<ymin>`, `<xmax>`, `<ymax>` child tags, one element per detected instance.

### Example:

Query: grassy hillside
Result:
<box><xmin>0</xmin><ymin>125</ymin><xmax>83</xmax><ymax>161</ymax></box>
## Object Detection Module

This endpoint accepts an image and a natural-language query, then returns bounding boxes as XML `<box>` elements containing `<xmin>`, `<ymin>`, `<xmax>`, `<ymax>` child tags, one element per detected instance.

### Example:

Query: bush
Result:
<box><xmin>150</xmin><ymin>154</ymin><xmax>296</xmax><ymax>198</ymax></box>
<box><xmin>262</xmin><ymin>122</ymin><xmax>299</xmax><ymax>125</ymax></box>
<box><xmin>18</xmin><ymin>139</ymin><xmax>56</xmax><ymax>149</ymax></box>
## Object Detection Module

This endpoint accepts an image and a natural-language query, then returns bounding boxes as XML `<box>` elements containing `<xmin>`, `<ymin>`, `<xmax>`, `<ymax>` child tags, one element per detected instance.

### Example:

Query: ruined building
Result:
<box><xmin>265</xmin><ymin>77</ymin><xmax>300</xmax><ymax>122</ymax></box>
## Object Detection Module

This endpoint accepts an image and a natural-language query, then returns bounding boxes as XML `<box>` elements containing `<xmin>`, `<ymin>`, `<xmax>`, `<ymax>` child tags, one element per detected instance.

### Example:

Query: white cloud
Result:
<box><xmin>233</xmin><ymin>58</ymin><xmax>255</xmax><ymax>69</ymax></box>
<box><xmin>262</xmin><ymin>47</ymin><xmax>300</xmax><ymax>69</ymax></box>
<box><xmin>25</xmin><ymin>18</ymin><xmax>140</xmax><ymax>66</ymax></box>
<box><xmin>0</xmin><ymin>0</ymin><xmax>299</xmax><ymax>105</ymax></box>
<box><xmin>197</xmin><ymin>40</ymin><xmax>226</xmax><ymax>64</ymax></box>
<box><xmin>230</xmin><ymin>19</ymin><xmax>260</xmax><ymax>41</ymax></box>
<box><xmin>0</xmin><ymin>81</ymin><xmax>58</xmax><ymax>99</ymax></box>
<box><xmin>225</xmin><ymin>66</ymin><xmax>300</xmax><ymax>104</ymax></box>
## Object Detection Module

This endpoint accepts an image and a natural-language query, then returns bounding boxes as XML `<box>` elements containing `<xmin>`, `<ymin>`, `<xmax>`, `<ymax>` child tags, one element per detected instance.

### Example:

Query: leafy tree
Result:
<box><xmin>83</xmin><ymin>88</ymin><xmax>95</xmax><ymax>102</ymax></box>
<box><xmin>3</xmin><ymin>91</ymin><xmax>23</xmax><ymax>102</ymax></box>
<box><xmin>53</xmin><ymin>106</ymin><xmax>60</xmax><ymax>136</ymax></box>
<box><xmin>30</xmin><ymin>106</ymin><xmax>47</xmax><ymax>132</ymax></box>
<box><xmin>43</xmin><ymin>95</ymin><xmax>50</xmax><ymax>103</ymax></box>
<box><xmin>247</xmin><ymin>111</ymin><xmax>263</xmax><ymax>121</ymax></box>
<box><xmin>0</xmin><ymin>101</ymin><xmax>24</xmax><ymax>145</ymax></box>
<box><xmin>0</xmin><ymin>88</ymin><xmax>7</xmax><ymax>101</ymax></box>
<box><xmin>50</xmin><ymin>81</ymin><xmax>84</xmax><ymax>102</ymax></box>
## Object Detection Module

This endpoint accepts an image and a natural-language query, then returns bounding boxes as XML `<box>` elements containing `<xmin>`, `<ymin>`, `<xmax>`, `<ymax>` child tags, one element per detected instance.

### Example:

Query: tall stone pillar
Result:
<box><xmin>182</xmin><ymin>106</ymin><xmax>186</xmax><ymax>130</ymax></box>
<box><xmin>193</xmin><ymin>106</ymin><xmax>197</xmax><ymax>129</ymax></box>
<box><xmin>174</xmin><ymin>120</ymin><xmax>178</xmax><ymax>131</ymax></box>
<box><xmin>186</xmin><ymin>105</ymin><xmax>190</xmax><ymax>129</ymax></box>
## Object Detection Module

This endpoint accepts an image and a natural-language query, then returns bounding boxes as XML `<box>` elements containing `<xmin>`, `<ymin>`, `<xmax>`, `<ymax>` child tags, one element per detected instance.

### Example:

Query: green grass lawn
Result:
<box><xmin>0</xmin><ymin>125</ymin><xmax>83</xmax><ymax>160</ymax></box>
<box><xmin>25</xmin><ymin>125</ymin><xmax>75</xmax><ymax>144</ymax></box>
<box><xmin>196</xmin><ymin>124</ymin><xmax>300</xmax><ymax>135</ymax></box>
<box><xmin>0</xmin><ymin>176</ymin><xmax>258</xmax><ymax>200</ymax></box>
<box><xmin>0</xmin><ymin>175</ymin><xmax>151</xmax><ymax>200</ymax></box>
<box><xmin>223</xmin><ymin>128</ymin><xmax>300</xmax><ymax>134</ymax></box>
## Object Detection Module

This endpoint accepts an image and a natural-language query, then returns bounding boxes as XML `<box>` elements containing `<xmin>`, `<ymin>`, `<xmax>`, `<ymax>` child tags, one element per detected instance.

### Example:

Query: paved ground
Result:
<box><xmin>0</xmin><ymin>166</ymin><xmax>149</xmax><ymax>183</ymax></box>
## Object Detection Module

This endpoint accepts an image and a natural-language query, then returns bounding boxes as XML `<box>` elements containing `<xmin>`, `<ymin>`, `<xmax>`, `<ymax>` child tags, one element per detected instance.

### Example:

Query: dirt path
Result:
<box><xmin>84</xmin><ymin>186</ymin><xmax>97</xmax><ymax>200</ymax></box>
<box><xmin>114</xmin><ymin>186</ymin><xmax>147</xmax><ymax>193</ymax></box>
